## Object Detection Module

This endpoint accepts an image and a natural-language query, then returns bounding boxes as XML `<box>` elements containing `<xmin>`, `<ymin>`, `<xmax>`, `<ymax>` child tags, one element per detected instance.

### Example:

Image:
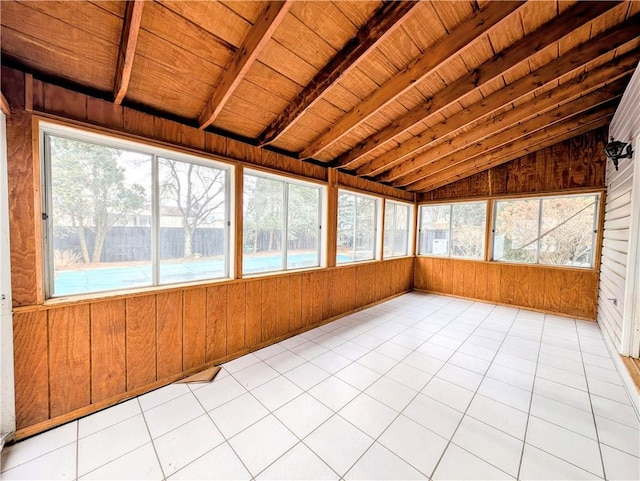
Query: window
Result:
<box><xmin>42</xmin><ymin>123</ymin><xmax>231</xmax><ymax>297</ymax></box>
<box><xmin>337</xmin><ymin>190</ymin><xmax>380</xmax><ymax>263</ymax></box>
<box><xmin>243</xmin><ymin>170</ymin><xmax>323</xmax><ymax>274</ymax></box>
<box><xmin>418</xmin><ymin>202</ymin><xmax>486</xmax><ymax>259</ymax></box>
<box><xmin>384</xmin><ymin>200</ymin><xmax>411</xmax><ymax>258</ymax></box>
<box><xmin>493</xmin><ymin>193</ymin><xmax>599</xmax><ymax>267</ymax></box>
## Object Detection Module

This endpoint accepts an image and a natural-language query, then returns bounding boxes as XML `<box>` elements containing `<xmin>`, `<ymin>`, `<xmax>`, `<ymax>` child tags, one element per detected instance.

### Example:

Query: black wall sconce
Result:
<box><xmin>603</xmin><ymin>137</ymin><xmax>633</xmax><ymax>171</ymax></box>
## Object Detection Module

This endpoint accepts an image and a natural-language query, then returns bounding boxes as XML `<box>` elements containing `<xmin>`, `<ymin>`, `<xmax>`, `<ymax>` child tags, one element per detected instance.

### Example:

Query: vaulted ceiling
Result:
<box><xmin>2</xmin><ymin>1</ymin><xmax>639</xmax><ymax>192</ymax></box>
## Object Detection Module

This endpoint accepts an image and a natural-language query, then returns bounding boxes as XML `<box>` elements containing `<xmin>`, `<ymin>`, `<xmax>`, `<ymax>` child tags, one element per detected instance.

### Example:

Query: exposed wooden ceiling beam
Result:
<box><xmin>257</xmin><ymin>1</ymin><xmax>419</xmax><ymax>147</ymax></box>
<box><xmin>416</xmin><ymin>115</ymin><xmax>613</xmax><ymax>193</ymax></box>
<box><xmin>198</xmin><ymin>1</ymin><xmax>293</xmax><ymax>129</ymax></box>
<box><xmin>334</xmin><ymin>1</ymin><xmax>620</xmax><ymax>170</ymax></box>
<box><xmin>355</xmin><ymin>17</ymin><xmax>640</xmax><ymax>178</ymax></box>
<box><xmin>383</xmin><ymin>53</ymin><xmax>638</xmax><ymax>185</ymax></box>
<box><xmin>397</xmin><ymin>79</ymin><xmax>627</xmax><ymax>188</ymax></box>
<box><xmin>0</xmin><ymin>92</ymin><xmax>10</xmax><ymax>117</ymax></box>
<box><xmin>406</xmin><ymin>102</ymin><xmax>618</xmax><ymax>193</ymax></box>
<box><xmin>298</xmin><ymin>1</ymin><xmax>524</xmax><ymax>159</ymax></box>
<box><xmin>113</xmin><ymin>0</ymin><xmax>144</xmax><ymax>105</ymax></box>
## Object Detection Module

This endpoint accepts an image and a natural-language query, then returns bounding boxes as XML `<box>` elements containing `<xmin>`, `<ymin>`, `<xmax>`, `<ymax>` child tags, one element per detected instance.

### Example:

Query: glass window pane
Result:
<box><xmin>539</xmin><ymin>195</ymin><xmax>598</xmax><ymax>267</ymax></box>
<box><xmin>337</xmin><ymin>192</ymin><xmax>356</xmax><ymax>263</ymax></box>
<box><xmin>493</xmin><ymin>199</ymin><xmax>540</xmax><ymax>263</ymax></box>
<box><xmin>384</xmin><ymin>202</ymin><xmax>410</xmax><ymax>258</ymax></box>
<box><xmin>451</xmin><ymin>202</ymin><xmax>486</xmax><ymax>259</ymax></box>
<box><xmin>383</xmin><ymin>202</ymin><xmax>396</xmax><ymax>258</ymax></box>
<box><xmin>243</xmin><ymin>174</ymin><xmax>284</xmax><ymax>274</ymax></box>
<box><xmin>394</xmin><ymin>203</ymin><xmax>409</xmax><ymax>257</ymax></box>
<box><xmin>419</xmin><ymin>205</ymin><xmax>450</xmax><ymax>255</ymax></box>
<box><xmin>287</xmin><ymin>183</ymin><xmax>320</xmax><ymax>269</ymax></box>
<box><xmin>355</xmin><ymin>196</ymin><xmax>376</xmax><ymax>261</ymax></box>
<box><xmin>158</xmin><ymin>158</ymin><xmax>227</xmax><ymax>284</ymax></box>
<box><xmin>48</xmin><ymin>135</ymin><xmax>152</xmax><ymax>296</ymax></box>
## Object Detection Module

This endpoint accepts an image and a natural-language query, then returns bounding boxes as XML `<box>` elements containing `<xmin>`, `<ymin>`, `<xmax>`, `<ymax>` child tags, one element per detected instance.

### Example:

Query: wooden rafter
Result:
<box><xmin>407</xmin><ymin>102</ymin><xmax>618</xmax><ymax>193</ymax></box>
<box><xmin>257</xmin><ymin>1</ymin><xmax>419</xmax><ymax>147</ymax></box>
<box><xmin>415</xmin><ymin>115</ymin><xmax>613</xmax><ymax>193</ymax></box>
<box><xmin>334</xmin><ymin>1</ymin><xmax>620</xmax><ymax>170</ymax></box>
<box><xmin>113</xmin><ymin>0</ymin><xmax>144</xmax><ymax>105</ymax></box>
<box><xmin>399</xmin><ymin>80</ymin><xmax>627</xmax><ymax>189</ymax></box>
<box><xmin>198</xmin><ymin>1</ymin><xmax>292</xmax><ymax>129</ymax></box>
<box><xmin>355</xmin><ymin>17</ymin><xmax>640</xmax><ymax>178</ymax></box>
<box><xmin>298</xmin><ymin>1</ymin><xmax>524</xmax><ymax>159</ymax></box>
<box><xmin>0</xmin><ymin>92</ymin><xmax>10</xmax><ymax>117</ymax></box>
<box><xmin>383</xmin><ymin>53</ymin><xmax>638</xmax><ymax>186</ymax></box>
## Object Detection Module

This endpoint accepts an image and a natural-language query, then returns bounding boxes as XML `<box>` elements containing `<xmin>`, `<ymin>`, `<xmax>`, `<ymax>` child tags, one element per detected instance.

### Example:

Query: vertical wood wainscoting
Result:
<box><xmin>414</xmin><ymin>257</ymin><xmax>599</xmax><ymax>320</ymax></box>
<box><xmin>2</xmin><ymin>69</ymin><xmax>415</xmax><ymax>439</ymax></box>
<box><xmin>14</xmin><ymin>260</ymin><xmax>413</xmax><ymax>438</ymax></box>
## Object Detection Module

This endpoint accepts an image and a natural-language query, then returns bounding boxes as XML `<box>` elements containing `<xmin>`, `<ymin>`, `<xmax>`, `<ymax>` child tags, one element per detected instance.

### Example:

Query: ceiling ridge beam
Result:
<box><xmin>416</xmin><ymin>115</ymin><xmax>613</xmax><ymax>193</ymax></box>
<box><xmin>406</xmin><ymin>101</ymin><xmax>619</xmax><ymax>192</ymax></box>
<box><xmin>334</xmin><ymin>1</ymin><xmax>621</xmax><ymax>169</ymax></box>
<box><xmin>113</xmin><ymin>0</ymin><xmax>144</xmax><ymax>105</ymax></box>
<box><xmin>355</xmin><ymin>16</ymin><xmax>640</xmax><ymax>178</ymax></box>
<box><xmin>198</xmin><ymin>1</ymin><xmax>293</xmax><ymax>129</ymax></box>
<box><xmin>382</xmin><ymin>53</ymin><xmax>638</xmax><ymax>185</ymax></box>
<box><xmin>298</xmin><ymin>0</ymin><xmax>524</xmax><ymax>159</ymax></box>
<box><xmin>257</xmin><ymin>1</ymin><xmax>419</xmax><ymax>147</ymax></box>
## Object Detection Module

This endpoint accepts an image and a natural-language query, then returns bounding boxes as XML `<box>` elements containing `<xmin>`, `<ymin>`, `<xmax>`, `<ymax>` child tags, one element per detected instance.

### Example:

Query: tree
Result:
<box><xmin>451</xmin><ymin>202</ymin><xmax>486</xmax><ymax>258</ymax></box>
<box><xmin>287</xmin><ymin>183</ymin><xmax>319</xmax><ymax>252</ymax></box>
<box><xmin>243</xmin><ymin>175</ymin><xmax>283</xmax><ymax>253</ymax></box>
<box><xmin>495</xmin><ymin>196</ymin><xmax>597</xmax><ymax>266</ymax></box>
<box><xmin>50</xmin><ymin>136</ymin><xmax>147</xmax><ymax>263</ymax></box>
<box><xmin>159</xmin><ymin>159</ymin><xmax>226</xmax><ymax>258</ymax></box>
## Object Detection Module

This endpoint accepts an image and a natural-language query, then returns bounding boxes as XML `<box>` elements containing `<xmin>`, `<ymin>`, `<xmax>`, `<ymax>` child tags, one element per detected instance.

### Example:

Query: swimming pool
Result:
<box><xmin>53</xmin><ymin>252</ymin><xmax>355</xmax><ymax>296</ymax></box>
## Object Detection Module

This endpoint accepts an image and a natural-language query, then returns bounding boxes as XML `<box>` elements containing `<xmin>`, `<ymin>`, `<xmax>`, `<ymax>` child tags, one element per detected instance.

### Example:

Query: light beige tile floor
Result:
<box><xmin>2</xmin><ymin>292</ymin><xmax>639</xmax><ymax>480</ymax></box>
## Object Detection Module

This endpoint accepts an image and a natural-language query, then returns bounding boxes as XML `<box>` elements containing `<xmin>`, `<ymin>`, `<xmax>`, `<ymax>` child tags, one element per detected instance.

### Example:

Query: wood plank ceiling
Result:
<box><xmin>2</xmin><ymin>0</ymin><xmax>639</xmax><ymax>193</ymax></box>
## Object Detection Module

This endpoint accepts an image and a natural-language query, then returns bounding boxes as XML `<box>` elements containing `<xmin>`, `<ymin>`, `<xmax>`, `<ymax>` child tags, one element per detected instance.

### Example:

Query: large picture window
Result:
<box><xmin>418</xmin><ymin>202</ymin><xmax>486</xmax><ymax>259</ymax></box>
<box><xmin>384</xmin><ymin>200</ymin><xmax>411</xmax><ymax>258</ymax></box>
<box><xmin>43</xmin><ymin>123</ymin><xmax>231</xmax><ymax>297</ymax></box>
<box><xmin>493</xmin><ymin>193</ymin><xmax>599</xmax><ymax>267</ymax></box>
<box><xmin>243</xmin><ymin>170</ymin><xmax>323</xmax><ymax>274</ymax></box>
<box><xmin>337</xmin><ymin>190</ymin><xmax>380</xmax><ymax>263</ymax></box>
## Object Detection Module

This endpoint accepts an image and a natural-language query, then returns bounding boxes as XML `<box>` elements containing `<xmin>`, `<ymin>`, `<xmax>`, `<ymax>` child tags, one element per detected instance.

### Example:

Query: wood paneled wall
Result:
<box><xmin>414</xmin><ymin>127</ymin><xmax>606</xmax><ymax>322</ymax></box>
<box><xmin>14</xmin><ymin>259</ymin><xmax>413</xmax><ymax>437</ymax></box>
<box><xmin>418</xmin><ymin>127</ymin><xmax>607</xmax><ymax>202</ymax></box>
<box><xmin>414</xmin><ymin>258</ymin><xmax>600</xmax><ymax>320</ymax></box>
<box><xmin>2</xmin><ymin>67</ymin><xmax>415</xmax><ymax>438</ymax></box>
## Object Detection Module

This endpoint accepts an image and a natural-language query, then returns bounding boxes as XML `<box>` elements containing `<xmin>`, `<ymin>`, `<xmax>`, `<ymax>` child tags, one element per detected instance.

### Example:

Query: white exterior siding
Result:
<box><xmin>598</xmin><ymin>66</ymin><xmax>640</xmax><ymax>356</ymax></box>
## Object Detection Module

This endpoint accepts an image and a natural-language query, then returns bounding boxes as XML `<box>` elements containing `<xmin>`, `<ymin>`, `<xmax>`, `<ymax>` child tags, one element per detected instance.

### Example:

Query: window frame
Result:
<box><xmin>383</xmin><ymin>199</ymin><xmax>413</xmax><ymax>259</ymax></box>
<box><xmin>40</xmin><ymin>121</ymin><xmax>234</xmax><ymax>299</ymax></box>
<box><xmin>417</xmin><ymin>200</ymin><xmax>488</xmax><ymax>260</ymax></box>
<box><xmin>242</xmin><ymin>167</ymin><xmax>326</xmax><ymax>276</ymax></box>
<box><xmin>491</xmin><ymin>192</ymin><xmax>601</xmax><ymax>268</ymax></box>
<box><xmin>336</xmin><ymin>188</ymin><xmax>382</xmax><ymax>265</ymax></box>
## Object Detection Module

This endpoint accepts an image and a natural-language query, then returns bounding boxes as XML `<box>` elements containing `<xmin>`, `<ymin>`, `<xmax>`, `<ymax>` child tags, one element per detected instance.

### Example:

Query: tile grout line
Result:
<box><xmin>256</xmin><ymin>295</ymin><xmax>464</xmax><ymax>478</ymax></box>
<box><xmin>135</xmin><ymin>397</ymin><xmax>168</xmax><ymax>481</ymax></box>
<box><xmin>574</xmin><ymin>319</ymin><xmax>609</xmax><ymax>480</ymax></box>
<box><xmin>289</xmin><ymin>296</ymin><xmax>465</xmax><ymax>477</ymax></box>
<box><xmin>75</xmin><ymin>420</ymin><xmax>79</xmax><ymax>481</ymax></box>
<box><xmin>427</xmin><ymin>305</ymin><xmax>522</xmax><ymax>480</ymax></box>
<box><xmin>336</xmin><ymin>300</ymin><xmax>476</xmax><ymax>478</ymax></box>
<box><xmin>515</xmin><ymin>308</ymin><xmax>546</xmax><ymax>480</ymax></box>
